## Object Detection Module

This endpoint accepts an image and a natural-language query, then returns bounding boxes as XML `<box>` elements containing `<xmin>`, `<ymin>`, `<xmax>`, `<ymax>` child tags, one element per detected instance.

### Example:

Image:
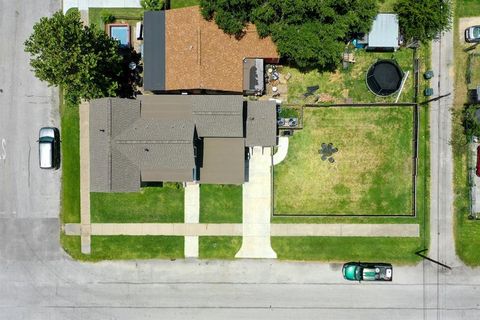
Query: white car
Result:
<box><xmin>38</xmin><ymin>127</ymin><xmax>60</xmax><ymax>169</ymax></box>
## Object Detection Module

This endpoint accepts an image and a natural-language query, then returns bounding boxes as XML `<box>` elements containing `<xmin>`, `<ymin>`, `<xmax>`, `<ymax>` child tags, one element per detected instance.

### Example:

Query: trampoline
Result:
<box><xmin>366</xmin><ymin>60</ymin><xmax>403</xmax><ymax>96</ymax></box>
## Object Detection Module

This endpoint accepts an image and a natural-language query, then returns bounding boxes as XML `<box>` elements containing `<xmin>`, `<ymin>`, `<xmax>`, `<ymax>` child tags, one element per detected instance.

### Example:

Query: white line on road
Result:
<box><xmin>1</xmin><ymin>138</ymin><xmax>6</xmax><ymax>160</ymax></box>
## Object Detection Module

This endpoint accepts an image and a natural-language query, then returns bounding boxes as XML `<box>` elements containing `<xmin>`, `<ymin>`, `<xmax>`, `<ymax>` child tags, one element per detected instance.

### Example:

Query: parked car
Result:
<box><xmin>38</xmin><ymin>127</ymin><xmax>60</xmax><ymax>169</ymax></box>
<box><xmin>476</xmin><ymin>146</ymin><xmax>480</xmax><ymax>177</ymax></box>
<box><xmin>342</xmin><ymin>262</ymin><xmax>393</xmax><ymax>281</ymax></box>
<box><xmin>465</xmin><ymin>25</ymin><xmax>480</xmax><ymax>43</ymax></box>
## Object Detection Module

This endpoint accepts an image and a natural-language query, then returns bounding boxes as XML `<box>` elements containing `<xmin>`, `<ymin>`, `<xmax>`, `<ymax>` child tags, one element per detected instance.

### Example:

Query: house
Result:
<box><xmin>89</xmin><ymin>95</ymin><xmax>277</xmax><ymax>192</ymax></box>
<box><xmin>364</xmin><ymin>13</ymin><xmax>400</xmax><ymax>51</ymax></box>
<box><xmin>142</xmin><ymin>6</ymin><xmax>280</xmax><ymax>94</ymax></box>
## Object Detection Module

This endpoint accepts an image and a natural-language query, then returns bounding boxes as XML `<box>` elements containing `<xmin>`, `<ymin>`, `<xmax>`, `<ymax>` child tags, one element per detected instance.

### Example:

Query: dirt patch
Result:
<box><xmin>459</xmin><ymin>17</ymin><xmax>480</xmax><ymax>44</ymax></box>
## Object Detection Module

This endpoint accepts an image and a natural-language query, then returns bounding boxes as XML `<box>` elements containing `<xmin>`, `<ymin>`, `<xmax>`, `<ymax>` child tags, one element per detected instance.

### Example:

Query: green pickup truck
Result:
<box><xmin>342</xmin><ymin>262</ymin><xmax>393</xmax><ymax>281</ymax></box>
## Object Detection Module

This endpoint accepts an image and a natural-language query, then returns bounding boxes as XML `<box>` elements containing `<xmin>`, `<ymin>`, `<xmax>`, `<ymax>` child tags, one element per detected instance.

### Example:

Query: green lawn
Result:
<box><xmin>60</xmin><ymin>90</ymin><xmax>80</xmax><ymax>223</ymax></box>
<box><xmin>286</xmin><ymin>49</ymin><xmax>417</xmax><ymax>104</ymax></box>
<box><xmin>89</xmin><ymin>8</ymin><xmax>144</xmax><ymax>31</ymax></box>
<box><xmin>272</xmin><ymin>236</ymin><xmax>423</xmax><ymax>263</ymax></box>
<box><xmin>275</xmin><ymin>106</ymin><xmax>414</xmax><ymax>215</ymax></box>
<box><xmin>272</xmin><ymin>103</ymin><xmax>429</xmax><ymax>263</ymax></box>
<box><xmin>200</xmin><ymin>185</ymin><xmax>242</xmax><ymax>223</ymax></box>
<box><xmin>91</xmin><ymin>184</ymin><xmax>184</xmax><ymax>223</ymax></box>
<box><xmin>170</xmin><ymin>0</ymin><xmax>199</xmax><ymax>9</ymax></box>
<box><xmin>61</xmin><ymin>234</ymin><xmax>184</xmax><ymax>261</ymax></box>
<box><xmin>453</xmin><ymin>1</ymin><xmax>480</xmax><ymax>265</ymax></box>
<box><xmin>199</xmin><ymin>237</ymin><xmax>242</xmax><ymax>259</ymax></box>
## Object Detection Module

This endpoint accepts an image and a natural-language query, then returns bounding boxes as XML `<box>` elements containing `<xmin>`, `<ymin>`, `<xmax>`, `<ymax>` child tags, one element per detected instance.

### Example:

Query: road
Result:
<box><xmin>1</xmin><ymin>1</ymin><xmax>480</xmax><ymax>319</ymax></box>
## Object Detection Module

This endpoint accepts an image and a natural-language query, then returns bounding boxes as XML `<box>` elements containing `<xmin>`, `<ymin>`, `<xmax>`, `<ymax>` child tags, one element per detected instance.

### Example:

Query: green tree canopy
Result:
<box><xmin>394</xmin><ymin>0</ymin><xmax>452</xmax><ymax>43</ymax></box>
<box><xmin>24</xmin><ymin>10</ymin><xmax>122</xmax><ymax>104</ymax></box>
<box><xmin>200</xmin><ymin>0</ymin><xmax>378</xmax><ymax>70</ymax></box>
<box><xmin>141</xmin><ymin>0</ymin><xmax>165</xmax><ymax>11</ymax></box>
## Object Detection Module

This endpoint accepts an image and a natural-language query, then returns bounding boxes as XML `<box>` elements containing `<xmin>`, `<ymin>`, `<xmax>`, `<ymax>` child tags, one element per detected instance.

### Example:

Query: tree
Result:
<box><xmin>141</xmin><ymin>0</ymin><xmax>164</xmax><ymax>11</ymax></box>
<box><xmin>200</xmin><ymin>0</ymin><xmax>378</xmax><ymax>70</ymax></box>
<box><xmin>24</xmin><ymin>10</ymin><xmax>122</xmax><ymax>104</ymax></box>
<box><xmin>394</xmin><ymin>0</ymin><xmax>452</xmax><ymax>43</ymax></box>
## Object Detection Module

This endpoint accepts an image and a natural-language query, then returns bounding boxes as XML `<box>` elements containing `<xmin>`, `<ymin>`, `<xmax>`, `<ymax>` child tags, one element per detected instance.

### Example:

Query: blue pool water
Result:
<box><xmin>110</xmin><ymin>26</ymin><xmax>130</xmax><ymax>46</ymax></box>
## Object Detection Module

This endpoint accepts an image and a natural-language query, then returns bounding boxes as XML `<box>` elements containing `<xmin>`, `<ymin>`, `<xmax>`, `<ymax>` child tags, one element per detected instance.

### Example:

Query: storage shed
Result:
<box><xmin>366</xmin><ymin>13</ymin><xmax>400</xmax><ymax>51</ymax></box>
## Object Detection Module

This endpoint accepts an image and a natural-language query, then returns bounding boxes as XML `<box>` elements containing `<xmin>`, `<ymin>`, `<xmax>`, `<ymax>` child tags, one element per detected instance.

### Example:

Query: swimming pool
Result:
<box><xmin>109</xmin><ymin>25</ymin><xmax>130</xmax><ymax>46</ymax></box>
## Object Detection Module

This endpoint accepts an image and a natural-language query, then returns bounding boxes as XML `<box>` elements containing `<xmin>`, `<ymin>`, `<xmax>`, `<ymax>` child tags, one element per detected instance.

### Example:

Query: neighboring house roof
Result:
<box><xmin>143</xmin><ymin>6</ymin><xmax>279</xmax><ymax>92</ymax></box>
<box><xmin>143</xmin><ymin>11</ymin><xmax>166</xmax><ymax>92</ymax></box>
<box><xmin>89</xmin><ymin>95</ymin><xmax>277</xmax><ymax>192</ymax></box>
<box><xmin>200</xmin><ymin>138</ymin><xmax>245</xmax><ymax>184</ymax></box>
<box><xmin>246</xmin><ymin>101</ymin><xmax>277</xmax><ymax>147</ymax></box>
<box><xmin>368</xmin><ymin>13</ymin><xmax>399</xmax><ymax>49</ymax></box>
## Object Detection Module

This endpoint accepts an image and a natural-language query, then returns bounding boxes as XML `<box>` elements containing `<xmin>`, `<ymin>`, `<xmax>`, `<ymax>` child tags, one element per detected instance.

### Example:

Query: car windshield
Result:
<box><xmin>355</xmin><ymin>267</ymin><xmax>362</xmax><ymax>280</ymax></box>
<box><xmin>474</xmin><ymin>27</ymin><xmax>480</xmax><ymax>38</ymax></box>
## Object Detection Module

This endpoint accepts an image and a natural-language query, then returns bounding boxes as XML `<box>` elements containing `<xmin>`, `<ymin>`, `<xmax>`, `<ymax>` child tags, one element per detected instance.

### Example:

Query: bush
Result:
<box><xmin>101</xmin><ymin>12</ymin><xmax>116</xmax><ymax>24</ymax></box>
<box><xmin>141</xmin><ymin>0</ymin><xmax>164</xmax><ymax>11</ymax></box>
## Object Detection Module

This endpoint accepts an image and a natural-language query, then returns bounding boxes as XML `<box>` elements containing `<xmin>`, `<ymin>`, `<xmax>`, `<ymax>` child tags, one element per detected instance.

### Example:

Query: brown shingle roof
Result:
<box><xmin>164</xmin><ymin>6</ymin><xmax>279</xmax><ymax>92</ymax></box>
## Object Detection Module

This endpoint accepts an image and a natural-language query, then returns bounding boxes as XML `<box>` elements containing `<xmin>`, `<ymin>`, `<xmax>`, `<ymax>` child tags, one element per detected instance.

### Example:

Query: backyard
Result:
<box><xmin>274</xmin><ymin>106</ymin><xmax>414</xmax><ymax>216</ymax></box>
<box><xmin>285</xmin><ymin>49</ymin><xmax>419</xmax><ymax>105</ymax></box>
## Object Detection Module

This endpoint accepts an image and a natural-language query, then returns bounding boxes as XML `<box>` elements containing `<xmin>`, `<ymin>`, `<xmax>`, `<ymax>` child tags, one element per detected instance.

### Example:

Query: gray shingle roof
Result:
<box><xmin>90</xmin><ymin>97</ymin><xmax>195</xmax><ymax>192</ymax></box>
<box><xmin>89</xmin><ymin>95</ymin><xmax>276</xmax><ymax>192</ymax></box>
<box><xmin>192</xmin><ymin>95</ymin><xmax>244</xmax><ymax>137</ymax></box>
<box><xmin>245</xmin><ymin>100</ymin><xmax>277</xmax><ymax>147</ymax></box>
<box><xmin>199</xmin><ymin>138</ymin><xmax>245</xmax><ymax>184</ymax></box>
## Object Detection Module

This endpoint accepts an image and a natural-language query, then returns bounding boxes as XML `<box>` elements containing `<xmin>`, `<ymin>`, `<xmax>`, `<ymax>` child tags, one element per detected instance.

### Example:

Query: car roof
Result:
<box><xmin>39</xmin><ymin>140</ymin><xmax>53</xmax><ymax>168</ymax></box>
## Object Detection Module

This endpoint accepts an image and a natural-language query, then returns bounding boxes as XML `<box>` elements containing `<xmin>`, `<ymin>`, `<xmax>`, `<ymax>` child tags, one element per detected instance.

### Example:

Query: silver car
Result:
<box><xmin>38</xmin><ymin>127</ymin><xmax>60</xmax><ymax>169</ymax></box>
<box><xmin>465</xmin><ymin>25</ymin><xmax>480</xmax><ymax>43</ymax></box>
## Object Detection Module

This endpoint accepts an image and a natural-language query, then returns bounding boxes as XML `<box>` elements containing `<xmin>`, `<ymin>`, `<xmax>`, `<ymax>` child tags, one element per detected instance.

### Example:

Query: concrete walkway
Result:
<box><xmin>184</xmin><ymin>183</ymin><xmax>200</xmax><ymax>258</ymax></box>
<box><xmin>273</xmin><ymin>136</ymin><xmax>289</xmax><ymax>165</ymax></box>
<box><xmin>79</xmin><ymin>102</ymin><xmax>91</xmax><ymax>254</ymax></box>
<box><xmin>64</xmin><ymin>223</ymin><xmax>420</xmax><ymax>237</ymax></box>
<box><xmin>236</xmin><ymin>147</ymin><xmax>275</xmax><ymax>258</ymax></box>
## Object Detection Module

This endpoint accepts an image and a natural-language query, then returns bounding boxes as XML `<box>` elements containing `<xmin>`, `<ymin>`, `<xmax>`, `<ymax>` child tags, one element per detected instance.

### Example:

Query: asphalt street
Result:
<box><xmin>1</xmin><ymin>1</ymin><xmax>479</xmax><ymax>319</ymax></box>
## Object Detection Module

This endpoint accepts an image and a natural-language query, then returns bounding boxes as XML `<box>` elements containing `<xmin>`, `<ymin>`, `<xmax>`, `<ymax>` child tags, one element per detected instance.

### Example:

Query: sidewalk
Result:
<box><xmin>184</xmin><ymin>183</ymin><xmax>200</xmax><ymax>258</ymax></box>
<box><xmin>64</xmin><ymin>223</ymin><xmax>420</xmax><ymax>237</ymax></box>
<box><xmin>79</xmin><ymin>102</ymin><xmax>91</xmax><ymax>254</ymax></box>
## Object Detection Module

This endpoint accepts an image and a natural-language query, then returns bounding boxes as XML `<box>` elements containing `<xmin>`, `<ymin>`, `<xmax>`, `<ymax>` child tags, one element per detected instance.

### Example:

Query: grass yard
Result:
<box><xmin>61</xmin><ymin>234</ymin><xmax>184</xmax><ymax>261</ymax></box>
<box><xmin>60</xmin><ymin>90</ymin><xmax>80</xmax><ymax>223</ymax></box>
<box><xmin>285</xmin><ymin>49</ymin><xmax>417</xmax><ymax>104</ymax></box>
<box><xmin>199</xmin><ymin>237</ymin><xmax>242</xmax><ymax>259</ymax></box>
<box><xmin>91</xmin><ymin>184</ymin><xmax>184</xmax><ymax>223</ymax></box>
<box><xmin>170</xmin><ymin>0</ymin><xmax>199</xmax><ymax>9</ymax></box>
<box><xmin>200</xmin><ymin>185</ymin><xmax>242</xmax><ymax>223</ymax></box>
<box><xmin>272</xmin><ymin>236</ymin><xmax>422</xmax><ymax>264</ymax></box>
<box><xmin>89</xmin><ymin>8</ymin><xmax>144</xmax><ymax>31</ymax></box>
<box><xmin>453</xmin><ymin>1</ymin><xmax>480</xmax><ymax>265</ymax></box>
<box><xmin>272</xmin><ymin>104</ymin><xmax>430</xmax><ymax>263</ymax></box>
<box><xmin>274</xmin><ymin>106</ymin><xmax>414</xmax><ymax>215</ymax></box>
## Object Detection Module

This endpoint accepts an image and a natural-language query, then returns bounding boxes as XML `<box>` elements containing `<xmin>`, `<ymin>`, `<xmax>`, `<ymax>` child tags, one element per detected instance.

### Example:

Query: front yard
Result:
<box><xmin>274</xmin><ymin>106</ymin><xmax>414</xmax><ymax>215</ymax></box>
<box><xmin>200</xmin><ymin>185</ymin><xmax>242</xmax><ymax>223</ymax></box>
<box><xmin>91</xmin><ymin>185</ymin><xmax>184</xmax><ymax>223</ymax></box>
